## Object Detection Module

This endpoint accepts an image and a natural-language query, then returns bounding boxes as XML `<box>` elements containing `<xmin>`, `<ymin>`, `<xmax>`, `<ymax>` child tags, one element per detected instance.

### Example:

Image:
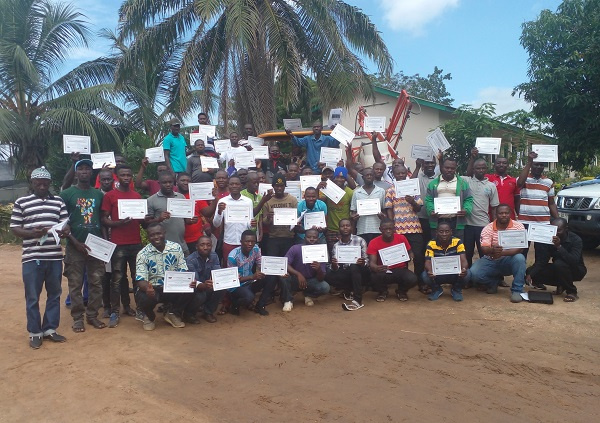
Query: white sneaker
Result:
<box><xmin>282</xmin><ymin>301</ymin><xmax>293</xmax><ymax>312</ymax></box>
<box><xmin>304</xmin><ymin>296</ymin><xmax>314</xmax><ymax>306</ymax></box>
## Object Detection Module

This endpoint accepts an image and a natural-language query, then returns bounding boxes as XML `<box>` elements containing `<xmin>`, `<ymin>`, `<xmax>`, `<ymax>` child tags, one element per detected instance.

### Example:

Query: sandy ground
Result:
<box><xmin>0</xmin><ymin>243</ymin><xmax>599</xmax><ymax>423</ymax></box>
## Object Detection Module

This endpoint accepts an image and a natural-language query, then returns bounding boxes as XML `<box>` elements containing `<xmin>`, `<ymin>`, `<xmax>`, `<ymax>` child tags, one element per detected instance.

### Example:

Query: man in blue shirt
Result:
<box><xmin>285</xmin><ymin>122</ymin><xmax>339</xmax><ymax>173</ymax></box>
<box><xmin>163</xmin><ymin>118</ymin><xmax>188</xmax><ymax>174</ymax></box>
<box><xmin>296</xmin><ymin>187</ymin><xmax>328</xmax><ymax>242</ymax></box>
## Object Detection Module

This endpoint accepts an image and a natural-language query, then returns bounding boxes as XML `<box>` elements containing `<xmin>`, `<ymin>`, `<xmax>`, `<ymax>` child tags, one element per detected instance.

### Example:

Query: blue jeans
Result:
<box><xmin>421</xmin><ymin>270</ymin><xmax>471</xmax><ymax>291</ymax></box>
<box><xmin>22</xmin><ymin>260</ymin><xmax>63</xmax><ymax>336</ymax></box>
<box><xmin>470</xmin><ymin>255</ymin><xmax>526</xmax><ymax>293</ymax></box>
<box><xmin>280</xmin><ymin>275</ymin><xmax>330</xmax><ymax>302</ymax></box>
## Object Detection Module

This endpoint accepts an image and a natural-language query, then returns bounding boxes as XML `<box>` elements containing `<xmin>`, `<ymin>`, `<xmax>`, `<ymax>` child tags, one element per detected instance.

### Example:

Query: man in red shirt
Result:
<box><xmin>367</xmin><ymin>218</ymin><xmax>418</xmax><ymax>302</ymax></box>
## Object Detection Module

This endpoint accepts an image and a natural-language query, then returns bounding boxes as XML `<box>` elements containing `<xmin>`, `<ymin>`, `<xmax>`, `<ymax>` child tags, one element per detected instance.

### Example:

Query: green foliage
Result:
<box><xmin>516</xmin><ymin>0</ymin><xmax>600</xmax><ymax>171</ymax></box>
<box><xmin>575</xmin><ymin>164</ymin><xmax>600</xmax><ymax>179</ymax></box>
<box><xmin>122</xmin><ymin>131</ymin><xmax>160</xmax><ymax>184</ymax></box>
<box><xmin>45</xmin><ymin>139</ymin><xmax>74</xmax><ymax>192</ymax></box>
<box><xmin>370</xmin><ymin>66</ymin><xmax>454</xmax><ymax>105</ymax></box>
<box><xmin>275</xmin><ymin>78</ymin><xmax>322</xmax><ymax>130</ymax></box>
<box><xmin>0</xmin><ymin>203</ymin><xmax>18</xmax><ymax>243</ymax></box>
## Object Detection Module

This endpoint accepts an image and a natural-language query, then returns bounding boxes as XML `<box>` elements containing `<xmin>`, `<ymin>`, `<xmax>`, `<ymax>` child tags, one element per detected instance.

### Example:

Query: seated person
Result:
<box><xmin>367</xmin><ymin>218</ymin><xmax>418</xmax><ymax>302</ymax></box>
<box><xmin>470</xmin><ymin>204</ymin><xmax>526</xmax><ymax>303</ymax></box>
<box><xmin>327</xmin><ymin>218</ymin><xmax>369</xmax><ymax>311</ymax></box>
<box><xmin>185</xmin><ymin>236</ymin><xmax>226</xmax><ymax>323</ymax></box>
<box><xmin>526</xmin><ymin>218</ymin><xmax>586</xmax><ymax>302</ymax></box>
<box><xmin>134</xmin><ymin>223</ymin><xmax>196</xmax><ymax>330</ymax></box>
<box><xmin>227</xmin><ymin>230</ymin><xmax>274</xmax><ymax>316</ymax></box>
<box><xmin>422</xmin><ymin>222</ymin><xmax>470</xmax><ymax>302</ymax></box>
<box><xmin>281</xmin><ymin>228</ymin><xmax>330</xmax><ymax>311</ymax></box>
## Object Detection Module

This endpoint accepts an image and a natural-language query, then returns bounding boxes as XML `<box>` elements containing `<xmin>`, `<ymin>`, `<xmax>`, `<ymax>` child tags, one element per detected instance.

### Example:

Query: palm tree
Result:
<box><xmin>117</xmin><ymin>0</ymin><xmax>393</xmax><ymax>134</ymax></box>
<box><xmin>0</xmin><ymin>0</ymin><xmax>127</xmax><ymax>176</ymax></box>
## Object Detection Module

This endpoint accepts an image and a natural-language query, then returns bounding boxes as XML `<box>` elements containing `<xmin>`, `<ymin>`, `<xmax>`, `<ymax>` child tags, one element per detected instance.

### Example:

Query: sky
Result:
<box><xmin>62</xmin><ymin>0</ymin><xmax>563</xmax><ymax>117</ymax></box>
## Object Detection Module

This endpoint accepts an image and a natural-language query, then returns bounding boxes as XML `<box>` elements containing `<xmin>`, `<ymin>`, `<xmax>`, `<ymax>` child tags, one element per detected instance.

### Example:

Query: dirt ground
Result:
<box><xmin>0</xmin><ymin>244</ymin><xmax>598</xmax><ymax>423</ymax></box>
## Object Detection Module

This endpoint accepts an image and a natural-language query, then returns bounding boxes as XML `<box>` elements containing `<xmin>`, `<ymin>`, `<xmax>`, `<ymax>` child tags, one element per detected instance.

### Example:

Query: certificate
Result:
<box><xmin>274</xmin><ymin>208</ymin><xmax>297</xmax><ymax>226</ymax></box>
<box><xmin>190</xmin><ymin>132</ymin><xmax>206</xmax><ymax>144</ymax></box>
<box><xmin>48</xmin><ymin>220</ymin><xmax>68</xmax><ymax>244</ymax></box>
<box><xmin>356</xmin><ymin>198</ymin><xmax>381</xmax><ymax>216</ymax></box>
<box><xmin>379</xmin><ymin>243</ymin><xmax>410</xmax><ymax>266</ymax></box>
<box><xmin>426</xmin><ymin>127</ymin><xmax>451</xmax><ymax>153</ymax></box>
<box><xmin>252</xmin><ymin>146</ymin><xmax>269</xmax><ymax>160</ymax></box>
<box><xmin>63</xmin><ymin>135</ymin><xmax>91</xmax><ymax>154</ymax></box>
<box><xmin>498</xmin><ymin>230</ymin><xmax>528</xmax><ymax>249</ymax></box>
<box><xmin>300</xmin><ymin>175</ymin><xmax>322</xmax><ymax>192</ymax></box>
<box><xmin>145</xmin><ymin>147</ymin><xmax>165</xmax><ymax>163</ymax></box>
<box><xmin>527</xmin><ymin>223</ymin><xmax>557</xmax><ymax>245</ymax></box>
<box><xmin>260</xmin><ymin>256</ymin><xmax>288</xmax><ymax>276</ymax></box>
<box><xmin>411</xmin><ymin>144</ymin><xmax>434</xmax><ymax>161</ymax></box>
<box><xmin>118</xmin><ymin>199</ymin><xmax>147</xmax><ymax>219</ymax></box>
<box><xmin>91</xmin><ymin>152</ymin><xmax>116</xmax><ymax>169</ymax></box>
<box><xmin>475</xmin><ymin>137</ymin><xmax>501</xmax><ymax>155</ymax></box>
<box><xmin>431</xmin><ymin>256</ymin><xmax>461</xmax><ymax>276</ymax></box>
<box><xmin>283</xmin><ymin>118</ymin><xmax>302</xmax><ymax>130</ymax></box>
<box><xmin>394</xmin><ymin>179</ymin><xmax>420</xmax><ymax>197</ymax></box>
<box><xmin>319</xmin><ymin>179</ymin><xmax>346</xmax><ymax>204</ymax></box>
<box><xmin>163</xmin><ymin>271</ymin><xmax>195</xmax><ymax>293</ymax></box>
<box><xmin>328</xmin><ymin>108</ymin><xmax>343</xmax><ymax>126</ymax></box>
<box><xmin>189</xmin><ymin>182</ymin><xmax>214</xmax><ymax>201</ymax></box>
<box><xmin>225</xmin><ymin>203</ymin><xmax>251</xmax><ymax>223</ymax></box>
<box><xmin>247</xmin><ymin>136</ymin><xmax>264</xmax><ymax>148</ymax></box>
<box><xmin>532</xmin><ymin>144</ymin><xmax>558</xmax><ymax>163</ymax></box>
<box><xmin>364</xmin><ymin>116</ymin><xmax>386</xmax><ymax>132</ymax></box>
<box><xmin>303</xmin><ymin>211</ymin><xmax>326</xmax><ymax>229</ymax></box>
<box><xmin>211</xmin><ymin>267</ymin><xmax>240</xmax><ymax>291</ymax></box>
<box><xmin>336</xmin><ymin>245</ymin><xmax>361</xmax><ymax>264</ymax></box>
<box><xmin>198</xmin><ymin>124</ymin><xmax>216</xmax><ymax>138</ymax></box>
<box><xmin>258</xmin><ymin>183</ymin><xmax>273</xmax><ymax>195</ymax></box>
<box><xmin>234</xmin><ymin>151</ymin><xmax>255</xmax><ymax>169</ymax></box>
<box><xmin>319</xmin><ymin>147</ymin><xmax>342</xmax><ymax>166</ymax></box>
<box><xmin>285</xmin><ymin>187</ymin><xmax>302</xmax><ymax>202</ymax></box>
<box><xmin>213</xmin><ymin>139</ymin><xmax>231</xmax><ymax>154</ymax></box>
<box><xmin>200</xmin><ymin>156</ymin><xmax>219</xmax><ymax>169</ymax></box>
<box><xmin>167</xmin><ymin>198</ymin><xmax>195</xmax><ymax>218</ymax></box>
<box><xmin>330</xmin><ymin>123</ymin><xmax>355</xmax><ymax>146</ymax></box>
<box><xmin>84</xmin><ymin>234</ymin><xmax>116</xmax><ymax>263</ymax></box>
<box><xmin>301</xmin><ymin>244</ymin><xmax>328</xmax><ymax>264</ymax></box>
<box><xmin>434</xmin><ymin>197</ymin><xmax>461</xmax><ymax>214</ymax></box>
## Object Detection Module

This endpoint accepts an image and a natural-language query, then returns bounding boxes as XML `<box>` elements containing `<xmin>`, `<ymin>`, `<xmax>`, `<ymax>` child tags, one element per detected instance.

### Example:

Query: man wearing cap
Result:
<box><xmin>262</xmin><ymin>173</ymin><xmax>299</xmax><ymax>257</ymax></box>
<box><xmin>11</xmin><ymin>167</ymin><xmax>70</xmax><ymax>348</ymax></box>
<box><xmin>163</xmin><ymin>118</ymin><xmax>188</xmax><ymax>174</ymax></box>
<box><xmin>285</xmin><ymin>121</ymin><xmax>340</xmax><ymax>174</ymax></box>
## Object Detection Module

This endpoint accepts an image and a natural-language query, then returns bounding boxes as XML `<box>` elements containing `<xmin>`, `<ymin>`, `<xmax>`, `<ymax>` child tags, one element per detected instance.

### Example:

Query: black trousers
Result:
<box><xmin>420</xmin><ymin>218</ymin><xmax>433</xmax><ymax>242</ymax></box>
<box><xmin>135</xmin><ymin>286</ymin><xmax>195</xmax><ymax>321</ymax></box>
<box><xmin>529</xmin><ymin>260</ymin><xmax>586</xmax><ymax>295</ymax></box>
<box><xmin>191</xmin><ymin>289</ymin><xmax>226</xmax><ymax>315</ymax></box>
<box><xmin>404</xmin><ymin>233</ymin><xmax>425</xmax><ymax>284</ymax></box>
<box><xmin>464</xmin><ymin>225</ymin><xmax>485</xmax><ymax>268</ymax></box>
<box><xmin>230</xmin><ymin>278</ymin><xmax>277</xmax><ymax>308</ymax></box>
<box><xmin>371</xmin><ymin>268</ymin><xmax>418</xmax><ymax>294</ymax></box>
<box><xmin>326</xmin><ymin>264</ymin><xmax>370</xmax><ymax>304</ymax></box>
<box><xmin>264</xmin><ymin>237</ymin><xmax>295</xmax><ymax>257</ymax></box>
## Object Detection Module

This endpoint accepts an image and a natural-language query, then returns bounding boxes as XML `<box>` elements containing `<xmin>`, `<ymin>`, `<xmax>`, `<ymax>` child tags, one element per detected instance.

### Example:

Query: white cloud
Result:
<box><xmin>465</xmin><ymin>86</ymin><xmax>532</xmax><ymax>115</ymax></box>
<box><xmin>379</xmin><ymin>0</ymin><xmax>460</xmax><ymax>35</ymax></box>
<box><xmin>68</xmin><ymin>47</ymin><xmax>107</xmax><ymax>61</ymax></box>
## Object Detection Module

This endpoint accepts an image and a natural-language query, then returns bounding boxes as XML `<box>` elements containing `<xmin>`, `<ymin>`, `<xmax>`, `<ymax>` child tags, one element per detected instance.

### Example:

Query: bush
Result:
<box><xmin>0</xmin><ymin>203</ymin><xmax>18</xmax><ymax>243</ymax></box>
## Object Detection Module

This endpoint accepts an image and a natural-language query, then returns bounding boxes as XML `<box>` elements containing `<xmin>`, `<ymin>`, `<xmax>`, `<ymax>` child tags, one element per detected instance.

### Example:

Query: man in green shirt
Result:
<box><xmin>241</xmin><ymin>171</ymin><xmax>273</xmax><ymax>236</ymax></box>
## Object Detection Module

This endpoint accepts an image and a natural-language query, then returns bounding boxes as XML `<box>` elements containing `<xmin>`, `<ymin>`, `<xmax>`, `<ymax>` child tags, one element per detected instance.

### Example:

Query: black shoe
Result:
<box><xmin>29</xmin><ymin>335</ymin><xmax>43</xmax><ymax>349</ymax></box>
<box><xmin>183</xmin><ymin>314</ymin><xmax>201</xmax><ymax>324</ymax></box>
<box><xmin>254</xmin><ymin>305</ymin><xmax>269</xmax><ymax>316</ymax></box>
<box><xmin>43</xmin><ymin>332</ymin><xmax>67</xmax><ymax>343</ymax></box>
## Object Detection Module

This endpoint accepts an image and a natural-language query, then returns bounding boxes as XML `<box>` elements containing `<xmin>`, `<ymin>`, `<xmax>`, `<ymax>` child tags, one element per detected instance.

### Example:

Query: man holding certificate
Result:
<box><xmin>327</xmin><ymin>219</ymin><xmax>369</xmax><ymax>311</ymax></box>
<box><xmin>411</xmin><ymin>154</ymin><xmax>441</xmax><ymax>244</ymax></box>
<box><xmin>351</xmin><ymin>168</ymin><xmax>386</xmax><ymax>244</ymax></box>
<box><xmin>470</xmin><ymin>204</ymin><xmax>527</xmax><ymax>303</ymax></box>
<box><xmin>318</xmin><ymin>167</ymin><xmax>355</xmax><ymax>250</ymax></box>
<box><xmin>281</xmin><ymin>229</ymin><xmax>330</xmax><ymax>312</ymax></box>
<box><xmin>296</xmin><ymin>187</ymin><xmax>328</xmax><ymax>242</ymax></box>
<box><xmin>186</xmin><ymin>138</ymin><xmax>218</xmax><ymax>180</ymax></box>
<box><xmin>367</xmin><ymin>219</ymin><xmax>417</xmax><ymax>302</ymax></box>
<box><xmin>135</xmin><ymin>224</ymin><xmax>195</xmax><ymax>330</ymax></box>
<box><xmin>286</xmin><ymin>121</ymin><xmax>340</xmax><ymax>173</ymax></box>
<box><xmin>177</xmin><ymin>173</ymin><xmax>218</xmax><ymax>253</ymax></box>
<box><xmin>423</xmin><ymin>222</ymin><xmax>470</xmax><ymax>302</ymax></box>
<box><xmin>162</xmin><ymin>118</ymin><xmax>188</xmax><ymax>174</ymax></box>
<box><xmin>262</xmin><ymin>174</ymin><xmax>298</xmax><ymax>257</ymax></box>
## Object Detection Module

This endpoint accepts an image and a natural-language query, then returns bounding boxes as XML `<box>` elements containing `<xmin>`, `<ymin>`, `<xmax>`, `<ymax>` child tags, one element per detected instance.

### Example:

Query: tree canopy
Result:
<box><xmin>515</xmin><ymin>0</ymin><xmax>600</xmax><ymax>170</ymax></box>
<box><xmin>370</xmin><ymin>66</ymin><xmax>454</xmax><ymax>105</ymax></box>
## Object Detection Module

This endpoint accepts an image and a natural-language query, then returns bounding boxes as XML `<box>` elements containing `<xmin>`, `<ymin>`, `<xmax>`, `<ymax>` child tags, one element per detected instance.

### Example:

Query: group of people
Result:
<box><xmin>11</xmin><ymin>114</ymin><xmax>587</xmax><ymax>349</ymax></box>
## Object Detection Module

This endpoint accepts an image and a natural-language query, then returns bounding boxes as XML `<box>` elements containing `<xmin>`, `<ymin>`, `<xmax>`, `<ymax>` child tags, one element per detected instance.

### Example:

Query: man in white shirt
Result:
<box><xmin>219</xmin><ymin>132</ymin><xmax>251</xmax><ymax>169</ymax></box>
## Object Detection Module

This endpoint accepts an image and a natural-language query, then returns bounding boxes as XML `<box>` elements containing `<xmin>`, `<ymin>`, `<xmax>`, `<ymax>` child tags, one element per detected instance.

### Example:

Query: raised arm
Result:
<box><xmin>135</xmin><ymin>158</ymin><xmax>152</xmax><ymax>192</ymax></box>
<box><xmin>517</xmin><ymin>151</ymin><xmax>537</xmax><ymax>188</ymax></box>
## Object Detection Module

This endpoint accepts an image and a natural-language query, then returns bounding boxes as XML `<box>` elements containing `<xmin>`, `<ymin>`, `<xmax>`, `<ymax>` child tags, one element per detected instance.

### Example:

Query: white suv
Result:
<box><xmin>556</xmin><ymin>183</ymin><xmax>600</xmax><ymax>249</ymax></box>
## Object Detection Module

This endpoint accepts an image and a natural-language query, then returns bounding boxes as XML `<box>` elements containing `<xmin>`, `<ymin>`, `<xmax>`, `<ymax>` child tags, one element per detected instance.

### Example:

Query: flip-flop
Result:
<box><xmin>86</xmin><ymin>317</ymin><xmax>106</xmax><ymax>329</ymax></box>
<box><xmin>376</xmin><ymin>293</ymin><xmax>387</xmax><ymax>302</ymax></box>
<box><xmin>396</xmin><ymin>292</ymin><xmax>409</xmax><ymax>302</ymax></box>
<box><xmin>564</xmin><ymin>294</ymin><xmax>579</xmax><ymax>302</ymax></box>
<box><xmin>72</xmin><ymin>320</ymin><xmax>85</xmax><ymax>333</ymax></box>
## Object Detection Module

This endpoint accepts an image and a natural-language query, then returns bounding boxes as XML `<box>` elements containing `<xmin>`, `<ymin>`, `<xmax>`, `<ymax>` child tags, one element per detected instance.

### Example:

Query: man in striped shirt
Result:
<box><xmin>10</xmin><ymin>167</ymin><xmax>70</xmax><ymax>349</ymax></box>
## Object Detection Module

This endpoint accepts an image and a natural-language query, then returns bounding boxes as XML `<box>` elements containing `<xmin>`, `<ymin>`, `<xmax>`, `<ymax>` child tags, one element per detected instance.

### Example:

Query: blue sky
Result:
<box><xmin>63</xmin><ymin>0</ymin><xmax>563</xmax><ymax>116</ymax></box>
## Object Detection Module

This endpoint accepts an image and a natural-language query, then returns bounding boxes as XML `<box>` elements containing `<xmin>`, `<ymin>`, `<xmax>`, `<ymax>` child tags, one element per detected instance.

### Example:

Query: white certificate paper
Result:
<box><xmin>475</xmin><ymin>137</ymin><xmax>501</xmax><ymax>155</ymax></box>
<box><xmin>527</xmin><ymin>223</ymin><xmax>557</xmax><ymax>244</ymax></box>
<box><xmin>379</xmin><ymin>243</ymin><xmax>410</xmax><ymax>266</ymax></box>
<box><xmin>274</xmin><ymin>208</ymin><xmax>298</xmax><ymax>226</ymax></box>
<box><xmin>189</xmin><ymin>182</ymin><xmax>214</xmax><ymax>201</ymax></box>
<box><xmin>163</xmin><ymin>271</ymin><xmax>195</xmax><ymax>293</ymax></box>
<box><xmin>211</xmin><ymin>267</ymin><xmax>240</xmax><ymax>291</ymax></box>
<box><xmin>364</xmin><ymin>116</ymin><xmax>386</xmax><ymax>132</ymax></box>
<box><xmin>91</xmin><ymin>152</ymin><xmax>116</xmax><ymax>169</ymax></box>
<box><xmin>434</xmin><ymin>197</ymin><xmax>461</xmax><ymax>214</ymax></box>
<box><xmin>394</xmin><ymin>179</ymin><xmax>420</xmax><ymax>197</ymax></box>
<box><xmin>300</xmin><ymin>175</ymin><xmax>322</xmax><ymax>193</ymax></box>
<box><xmin>285</xmin><ymin>187</ymin><xmax>302</xmax><ymax>202</ymax></box>
<box><xmin>301</xmin><ymin>244</ymin><xmax>328</xmax><ymax>264</ymax></box>
<box><xmin>145</xmin><ymin>147</ymin><xmax>165</xmax><ymax>163</ymax></box>
<box><xmin>303</xmin><ymin>211</ymin><xmax>326</xmax><ymax>229</ymax></box>
<box><xmin>213</xmin><ymin>139</ymin><xmax>231</xmax><ymax>154</ymax></box>
<box><xmin>336</xmin><ymin>245</ymin><xmax>361</xmax><ymax>264</ymax></box>
<box><xmin>198</xmin><ymin>125</ymin><xmax>216</xmax><ymax>138</ymax></box>
<box><xmin>258</xmin><ymin>183</ymin><xmax>273</xmax><ymax>195</ymax></box>
<box><xmin>225</xmin><ymin>204</ymin><xmax>251</xmax><ymax>223</ymax></box>
<box><xmin>260</xmin><ymin>256</ymin><xmax>288</xmax><ymax>276</ymax></box>
<box><xmin>234</xmin><ymin>151</ymin><xmax>255</xmax><ymax>169</ymax></box>
<box><xmin>252</xmin><ymin>146</ymin><xmax>269</xmax><ymax>160</ymax></box>
<box><xmin>63</xmin><ymin>135</ymin><xmax>91</xmax><ymax>154</ymax></box>
<box><xmin>356</xmin><ymin>198</ymin><xmax>381</xmax><ymax>216</ymax></box>
<box><xmin>319</xmin><ymin>147</ymin><xmax>342</xmax><ymax>166</ymax></box>
<box><xmin>167</xmin><ymin>198</ymin><xmax>195</xmax><ymax>218</ymax></box>
<box><xmin>532</xmin><ymin>144</ymin><xmax>558</xmax><ymax>163</ymax></box>
<box><xmin>432</xmin><ymin>256</ymin><xmax>461</xmax><ymax>276</ymax></box>
<box><xmin>330</xmin><ymin>123</ymin><xmax>355</xmax><ymax>146</ymax></box>
<box><xmin>283</xmin><ymin>118</ymin><xmax>302</xmax><ymax>130</ymax></box>
<box><xmin>498</xmin><ymin>230</ymin><xmax>528</xmax><ymax>249</ymax></box>
<box><xmin>411</xmin><ymin>144</ymin><xmax>434</xmax><ymax>161</ymax></box>
<box><xmin>118</xmin><ymin>199</ymin><xmax>147</xmax><ymax>219</ymax></box>
<box><xmin>200</xmin><ymin>156</ymin><xmax>219</xmax><ymax>169</ymax></box>
<box><xmin>190</xmin><ymin>132</ymin><xmax>206</xmax><ymax>144</ymax></box>
<box><xmin>426</xmin><ymin>127</ymin><xmax>451</xmax><ymax>153</ymax></box>
<box><xmin>247</xmin><ymin>136</ymin><xmax>264</xmax><ymax>148</ymax></box>
<box><xmin>84</xmin><ymin>234</ymin><xmax>116</xmax><ymax>263</ymax></box>
<box><xmin>320</xmin><ymin>180</ymin><xmax>346</xmax><ymax>204</ymax></box>
<box><xmin>328</xmin><ymin>108</ymin><xmax>343</xmax><ymax>127</ymax></box>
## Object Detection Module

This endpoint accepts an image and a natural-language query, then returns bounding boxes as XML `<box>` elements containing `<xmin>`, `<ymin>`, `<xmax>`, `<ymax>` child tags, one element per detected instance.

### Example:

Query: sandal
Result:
<box><xmin>564</xmin><ymin>294</ymin><xmax>579</xmax><ymax>302</ymax></box>
<box><xmin>72</xmin><ymin>320</ymin><xmax>85</xmax><ymax>333</ymax></box>
<box><xmin>376</xmin><ymin>292</ymin><xmax>388</xmax><ymax>302</ymax></box>
<box><xmin>396</xmin><ymin>292</ymin><xmax>409</xmax><ymax>302</ymax></box>
<box><xmin>86</xmin><ymin>317</ymin><xmax>106</xmax><ymax>329</ymax></box>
